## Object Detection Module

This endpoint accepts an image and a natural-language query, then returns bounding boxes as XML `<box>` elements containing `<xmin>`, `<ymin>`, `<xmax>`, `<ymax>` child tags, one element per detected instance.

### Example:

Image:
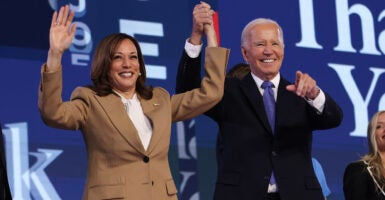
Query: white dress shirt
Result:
<box><xmin>116</xmin><ymin>92</ymin><xmax>153</xmax><ymax>151</ymax></box>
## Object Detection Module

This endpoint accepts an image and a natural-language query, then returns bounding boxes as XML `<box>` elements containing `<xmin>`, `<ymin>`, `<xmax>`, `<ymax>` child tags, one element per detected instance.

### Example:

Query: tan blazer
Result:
<box><xmin>38</xmin><ymin>47</ymin><xmax>229</xmax><ymax>200</ymax></box>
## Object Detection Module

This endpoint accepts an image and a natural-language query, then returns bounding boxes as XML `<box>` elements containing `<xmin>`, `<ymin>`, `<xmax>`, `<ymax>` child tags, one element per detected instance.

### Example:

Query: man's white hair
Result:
<box><xmin>241</xmin><ymin>18</ymin><xmax>284</xmax><ymax>47</ymax></box>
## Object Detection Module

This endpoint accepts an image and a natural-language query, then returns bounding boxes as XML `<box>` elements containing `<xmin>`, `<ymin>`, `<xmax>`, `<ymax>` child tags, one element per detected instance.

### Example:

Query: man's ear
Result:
<box><xmin>241</xmin><ymin>46</ymin><xmax>248</xmax><ymax>62</ymax></box>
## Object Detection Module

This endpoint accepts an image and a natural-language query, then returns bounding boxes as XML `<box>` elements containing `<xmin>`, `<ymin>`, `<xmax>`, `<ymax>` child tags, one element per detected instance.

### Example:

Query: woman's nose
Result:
<box><xmin>122</xmin><ymin>57</ymin><xmax>130</xmax><ymax>67</ymax></box>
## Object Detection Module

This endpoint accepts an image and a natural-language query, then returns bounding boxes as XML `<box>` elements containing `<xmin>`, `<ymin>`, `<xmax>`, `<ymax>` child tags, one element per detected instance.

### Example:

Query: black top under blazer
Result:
<box><xmin>344</xmin><ymin>161</ymin><xmax>385</xmax><ymax>200</ymax></box>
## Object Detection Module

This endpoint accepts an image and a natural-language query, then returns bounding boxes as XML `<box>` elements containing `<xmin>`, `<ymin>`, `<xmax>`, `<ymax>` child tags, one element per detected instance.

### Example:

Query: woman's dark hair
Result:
<box><xmin>90</xmin><ymin>33</ymin><xmax>153</xmax><ymax>99</ymax></box>
<box><xmin>226</xmin><ymin>63</ymin><xmax>250</xmax><ymax>79</ymax></box>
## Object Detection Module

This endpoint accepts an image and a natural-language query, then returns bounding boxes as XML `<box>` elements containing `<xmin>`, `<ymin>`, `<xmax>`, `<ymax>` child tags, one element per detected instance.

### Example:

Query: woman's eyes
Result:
<box><xmin>113</xmin><ymin>55</ymin><xmax>138</xmax><ymax>60</ymax></box>
<box><xmin>113</xmin><ymin>55</ymin><xmax>122</xmax><ymax>60</ymax></box>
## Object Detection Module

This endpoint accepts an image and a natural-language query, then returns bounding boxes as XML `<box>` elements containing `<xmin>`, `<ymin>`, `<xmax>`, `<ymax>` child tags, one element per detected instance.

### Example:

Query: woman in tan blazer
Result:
<box><xmin>38</xmin><ymin>4</ymin><xmax>229</xmax><ymax>200</ymax></box>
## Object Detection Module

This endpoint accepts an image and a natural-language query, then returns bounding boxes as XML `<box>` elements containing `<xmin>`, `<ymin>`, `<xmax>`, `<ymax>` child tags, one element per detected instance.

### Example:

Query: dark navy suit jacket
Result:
<box><xmin>177</xmin><ymin>50</ymin><xmax>343</xmax><ymax>200</ymax></box>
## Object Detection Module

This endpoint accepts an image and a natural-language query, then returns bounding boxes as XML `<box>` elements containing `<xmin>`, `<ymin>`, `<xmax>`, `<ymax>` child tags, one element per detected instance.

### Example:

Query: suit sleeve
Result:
<box><xmin>309</xmin><ymin>92</ymin><xmax>343</xmax><ymax>130</ymax></box>
<box><xmin>38</xmin><ymin>65</ymin><xmax>91</xmax><ymax>130</ymax></box>
<box><xmin>175</xmin><ymin>50</ymin><xmax>202</xmax><ymax>93</ymax></box>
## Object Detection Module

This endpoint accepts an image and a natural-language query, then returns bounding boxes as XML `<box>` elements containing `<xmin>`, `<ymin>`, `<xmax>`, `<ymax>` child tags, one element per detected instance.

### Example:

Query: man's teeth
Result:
<box><xmin>263</xmin><ymin>59</ymin><xmax>274</xmax><ymax>63</ymax></box>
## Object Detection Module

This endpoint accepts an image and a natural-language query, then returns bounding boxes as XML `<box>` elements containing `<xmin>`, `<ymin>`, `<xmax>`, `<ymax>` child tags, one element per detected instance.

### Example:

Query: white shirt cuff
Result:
<box><xmin>305</xmin><ymin>89</ymin><xmax>325</xmax><ymax>113</ymax></box>
<box><xmin>184</xmin><ymin>38</ymin><xmax>202</xmax><ymax>58</ymax></box>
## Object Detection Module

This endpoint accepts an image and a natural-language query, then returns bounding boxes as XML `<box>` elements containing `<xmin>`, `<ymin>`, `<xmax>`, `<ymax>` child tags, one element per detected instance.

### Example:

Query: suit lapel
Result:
<box><xmin>275</xmin><ymin>77</ymin><xmax>295</xmax><ymax>129</ymax></box>
<box><xmin>94</xmin><ymin>93</ymin><xmax>146</xmax><ymax>154</ymax></box>
<box><xmin>240</xmin><ymin>74</ymin><xmax>272</xmax><ymax>133</ymax></box>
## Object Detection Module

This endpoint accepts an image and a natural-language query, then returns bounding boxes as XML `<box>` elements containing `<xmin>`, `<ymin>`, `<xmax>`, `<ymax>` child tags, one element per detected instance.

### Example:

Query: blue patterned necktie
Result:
<box><xmin>261</xmin><ymin>81</ymin><xmax>275</xmax><ymax>132</ymax></box>
<box><xmin>261</xmin><ymin>81</ymin><xmax>276</xmax><ymax>186</ymax></box>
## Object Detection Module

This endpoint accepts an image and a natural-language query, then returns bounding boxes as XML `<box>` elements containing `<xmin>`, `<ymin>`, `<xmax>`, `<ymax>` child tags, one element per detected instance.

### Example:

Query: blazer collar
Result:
<box><xmin>94</xmin><ymin>93</ymin><xmax>147</xmax><ymax>154</ymax></box>
<box><xmin>96</xmin><ymin>91</ymin><xmax>164</xmax><ymax>155</ymax></box>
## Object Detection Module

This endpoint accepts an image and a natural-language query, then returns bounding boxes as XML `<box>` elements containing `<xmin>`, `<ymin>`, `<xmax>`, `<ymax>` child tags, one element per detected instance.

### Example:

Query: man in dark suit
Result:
<box><xmin>0</xmin><ymin>125</ymin><xmax>12</xmax><ymax>200</ymax></box>
<box><xmin>176</xmin><ymin>3</ymin><xmax>343</xmax><ymax>200</ymax></box>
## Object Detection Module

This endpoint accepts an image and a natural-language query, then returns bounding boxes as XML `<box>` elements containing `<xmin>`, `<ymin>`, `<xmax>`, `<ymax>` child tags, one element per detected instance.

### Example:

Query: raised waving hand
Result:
<box><xmin>46</xmin><ymin>5</ymin><xmax>77</xmax><ymax>72</ymax></box>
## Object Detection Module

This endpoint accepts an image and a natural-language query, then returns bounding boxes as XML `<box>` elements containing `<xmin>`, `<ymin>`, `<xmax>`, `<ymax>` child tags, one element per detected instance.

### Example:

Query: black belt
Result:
<box><xmin>267</xmin><ymin>192</ymin><xmax>280</xmax><ymax>200</ymax></box>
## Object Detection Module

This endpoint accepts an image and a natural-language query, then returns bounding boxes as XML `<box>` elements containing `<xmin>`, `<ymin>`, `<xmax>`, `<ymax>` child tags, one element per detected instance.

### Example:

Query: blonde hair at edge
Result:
<box><xmin>361</xmin><ymin>110</ymin><xmax>385</xmax><ymax>187</ymax></box>
<box><xmin>240</xmin><ymin>18</ymin><xmax>285</xmax><ymax>47</ymax></box>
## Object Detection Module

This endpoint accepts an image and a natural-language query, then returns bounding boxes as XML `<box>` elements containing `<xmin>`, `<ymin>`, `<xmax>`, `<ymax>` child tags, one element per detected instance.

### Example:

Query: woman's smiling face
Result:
<box><xmin>375</xmin><ymin>112</ymin><xmax>385</xmax><ymax>151</ymax></box>
<box><xmin>109</xmin><ymin>39</ymin><xmax>141</xmax><ymax>94</ymax></box>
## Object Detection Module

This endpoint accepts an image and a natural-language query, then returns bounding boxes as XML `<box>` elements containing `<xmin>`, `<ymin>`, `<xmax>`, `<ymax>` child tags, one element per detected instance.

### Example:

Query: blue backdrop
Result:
<box><xmin>0</xmin><ymin>0</ymin><xmax>384</xmax><ymax>199</ymax></box>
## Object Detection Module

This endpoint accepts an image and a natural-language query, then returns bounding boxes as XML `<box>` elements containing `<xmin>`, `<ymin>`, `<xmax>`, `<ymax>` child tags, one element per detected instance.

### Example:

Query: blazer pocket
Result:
<box><xmin>305</xmin><ymin>177</ymin><xmax>321</xmax><ymax>190</ymax></box>
<box><xmin>88</xmin><ymin>184</ymin><xmax>125</xmax><ymax>200</ymax></box>
<box><xmin>166</xmin><ymin>179</ymin><xmax>178</xmax><ymax>195</ymax></box>
<box><xmin>217</xmin><ymin>172</ymin><xmax>241</xmax><ymax>185</ymax></box>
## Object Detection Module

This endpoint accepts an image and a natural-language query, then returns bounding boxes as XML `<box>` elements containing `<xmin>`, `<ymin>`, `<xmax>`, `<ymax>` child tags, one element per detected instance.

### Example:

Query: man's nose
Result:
<box><xmin>263</xmin><ymin>45</ymin><xmax>273</xmax><ymax>54</ymax></box>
